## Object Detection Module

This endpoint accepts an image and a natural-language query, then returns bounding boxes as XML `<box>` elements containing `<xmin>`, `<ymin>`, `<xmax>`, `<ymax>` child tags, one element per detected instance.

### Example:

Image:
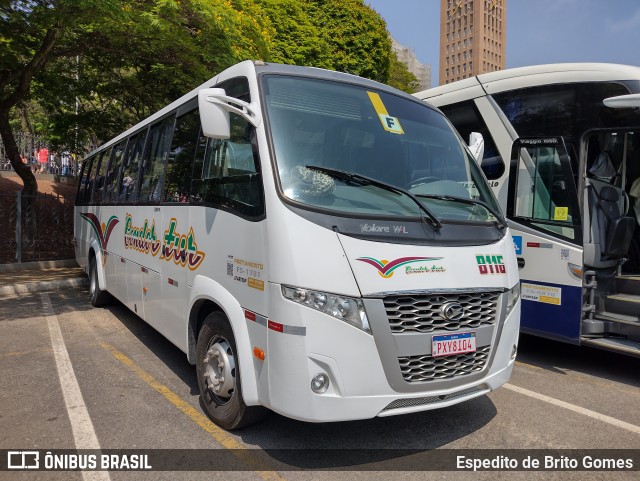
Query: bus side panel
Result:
<box><xmin>520</xmin><ymin>279</ymin><xmax>582</xmax><ymax>343</ymax></box>
<box><xmin>74</xmin><ymin>207</ymin><xmax>90</xmax><ymax>273</ymax></box>
<box><xmin>157</xmin><ymin>204</ymin><xmax>193</xmax><ymax>353</ymax></box>
<box><xmin>104</xmin><ymin>250</ymin><xmax>119</xmax><ymax>299</ymax></box>
<box><xmin>126</xmin><ymin>260</ymin><xmax>143</xmax><ymax>317</ymax></box>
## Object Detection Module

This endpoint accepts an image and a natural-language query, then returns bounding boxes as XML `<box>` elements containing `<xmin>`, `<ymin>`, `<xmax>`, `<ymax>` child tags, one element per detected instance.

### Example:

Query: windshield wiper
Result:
<box><xmin>305</xmin><ymin>165</ymin><xmax>443</xmax><ymax>230</ymax></box>
<box><xmin>414</xmin><ymin>193</ymin><xmax>507</xmax><ymax>229</ymax></box>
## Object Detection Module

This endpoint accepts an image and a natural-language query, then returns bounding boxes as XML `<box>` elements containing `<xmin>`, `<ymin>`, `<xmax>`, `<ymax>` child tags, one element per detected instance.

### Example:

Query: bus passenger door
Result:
<box><xmin>507</xmin><ymin>137</ymin><xmax>584</xmax><ymax>343</ymax></box>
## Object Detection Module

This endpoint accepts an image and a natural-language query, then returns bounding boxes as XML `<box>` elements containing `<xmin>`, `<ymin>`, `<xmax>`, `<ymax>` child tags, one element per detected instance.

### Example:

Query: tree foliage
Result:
<box><xmin>1</xmin><ymin>0</ymin><xmax>273</xmax><ymax>193</ymax></box>
<box><xmin>1</xmin><ymin>0</ymin><xmax>420</xmax><ymax>193</ymax></box>
<box><xmin>257</xmin><ymin>0</ymin><xmax>392</xmax><ymax>82</ymax></box>
<box><xmin>387</xmin><ymin>52</ymin><xmax>421</xmax><ymax>93</ymax></box>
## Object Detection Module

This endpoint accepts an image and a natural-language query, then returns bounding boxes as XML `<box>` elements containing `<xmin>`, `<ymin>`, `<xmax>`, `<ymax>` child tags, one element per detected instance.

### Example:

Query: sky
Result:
<box><xmin>366</xmin><ymin>0</ymin><xmax>640</xmax><ymax>88</ymax></box>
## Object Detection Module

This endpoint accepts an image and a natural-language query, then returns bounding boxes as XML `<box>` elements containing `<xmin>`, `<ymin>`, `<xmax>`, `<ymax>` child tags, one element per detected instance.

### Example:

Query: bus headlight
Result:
<box><xmin>505</xmin><ymin>283</ymin><xmax>520</xmax><ymax>317</ymax></box>
<box><xmin>282</xmin><ymin>285</ymin><xmax>371</xmax><ymax>334</ymax></box>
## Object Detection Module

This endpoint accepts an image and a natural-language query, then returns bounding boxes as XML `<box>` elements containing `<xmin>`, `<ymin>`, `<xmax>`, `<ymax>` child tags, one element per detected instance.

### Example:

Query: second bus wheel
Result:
<box><xmin>89</xmin><ymin>255</ymin><xmax>113</xmax><ymax>307</ymax></box>
<box><xmin>196</xmin><ymin>312</ymin><xmax>266</xmax><ymax>430</ymax></box>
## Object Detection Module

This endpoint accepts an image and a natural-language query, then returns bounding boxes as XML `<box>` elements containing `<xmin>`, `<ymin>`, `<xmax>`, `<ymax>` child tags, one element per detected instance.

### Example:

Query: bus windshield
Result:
<box><xmin>262</xmin><ymin>75</ymin><xmax>501</xmax><ymax>224</ymax></box>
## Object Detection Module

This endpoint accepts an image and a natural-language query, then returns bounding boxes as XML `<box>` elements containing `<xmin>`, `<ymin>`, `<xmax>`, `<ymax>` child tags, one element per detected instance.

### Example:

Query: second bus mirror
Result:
<box><xmin>198</xmin><ymin>88</ymin><xmax>231</xmax><ymax>139</ymax></box>
<box><xmin>468</xmin><ymin>132</ymin><xmax>484</xmax><ymax>164</ymax></box>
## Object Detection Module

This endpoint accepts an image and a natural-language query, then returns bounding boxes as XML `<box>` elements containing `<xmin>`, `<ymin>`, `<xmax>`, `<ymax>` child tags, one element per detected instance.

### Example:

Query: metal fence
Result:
<box><xmin>0</xmin><ymin>192</ymin><xmax>75</xmax><ymax>264</ymax></box>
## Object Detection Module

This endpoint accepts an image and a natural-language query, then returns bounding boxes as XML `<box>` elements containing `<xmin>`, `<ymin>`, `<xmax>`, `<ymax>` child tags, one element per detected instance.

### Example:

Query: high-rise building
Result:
<box><xmin>439</xmin><ymin>0</ymin><xmax>506</xmax><ymax>85</ymax></box>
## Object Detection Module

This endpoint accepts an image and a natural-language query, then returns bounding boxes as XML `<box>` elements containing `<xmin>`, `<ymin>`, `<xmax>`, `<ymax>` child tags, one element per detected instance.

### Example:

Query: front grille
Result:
<box><xmin>398</xmin><ymin>345</ymin><xmax>491</xmax><ymax>383</ymax></box>
<box><xmin>384</xmin><ymin>291</ymin><xmax>500</xmax><ymax>333</ymax></box>
<box><xmin>382</xmin><ymin>383</ymin><xmax>490</xmax><ymax>411</ymax></box>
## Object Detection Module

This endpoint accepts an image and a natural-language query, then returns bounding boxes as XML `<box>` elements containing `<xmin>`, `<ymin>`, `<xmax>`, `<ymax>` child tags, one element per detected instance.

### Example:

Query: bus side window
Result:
<box><xmin>514</xmin><ymin>145</ymin><xmax>576</xmax><ymax>239</ymax></box>
<box><xmin>90</xmin><ymin>149</ymin><xmax>111</xmax><ymax>204</ymax></box>
<box><xmin>104</xmin><ymin>141</ymin><xmax>126</xmax><ymax>203</ymax></box>
<box><xmin>139</xmin><ymin>116</ymin><xmax>175</xmax><ymax>203</ymax></box>
<box><xmin>119</xmin><ymin>130</ymin><xmax>146</xmax><ymax>203</ymax></box>
<box><xmin>191</xmin><ymin>113</ymin><xmax>264</xmax><ymax>218</ymax></box>
<box><xmin>77</xmin><ymin>156</ymin><xmax>94</xmax><ymax>205</ymax></box>
<box><xmin>439</xmin><ymin>100</ymin><xmax>505</xmax><ymax>180</ymax></box>
<box><xmin>164</xmin><ymin>109</ymin><xmax>200</xmax><ymax>203</ymax></box>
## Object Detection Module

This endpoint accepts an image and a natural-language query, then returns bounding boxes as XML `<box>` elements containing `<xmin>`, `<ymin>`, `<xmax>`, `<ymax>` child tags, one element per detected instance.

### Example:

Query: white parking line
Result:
<box><xmin>504</xmin><ymin>383</ymin><xmax>640</xmax><ymax>436</ymax></box>
<box><xmin>42</xmin><ymin>293</ymin><xmax>111</xmax><ymax>481</ymax></box>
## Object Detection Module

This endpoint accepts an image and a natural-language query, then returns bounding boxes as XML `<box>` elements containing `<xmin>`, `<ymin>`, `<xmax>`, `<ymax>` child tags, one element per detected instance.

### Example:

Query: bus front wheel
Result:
<box><xmin>89</xmin><ymin>255</ymin><xmax>112</xmax><ymax>307</ymax></box>
<box><xmin>196</xmin><ymin>312</ymin><xmax>266</xmax><ymax>430</ymax></box>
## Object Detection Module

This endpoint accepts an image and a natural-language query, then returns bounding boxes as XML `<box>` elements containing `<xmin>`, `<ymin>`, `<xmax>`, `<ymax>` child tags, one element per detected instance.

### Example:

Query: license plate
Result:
<box><xmin>432</xmin><ymin>332</ymin><xmax>476</xmax><ymax>357</ymax></box>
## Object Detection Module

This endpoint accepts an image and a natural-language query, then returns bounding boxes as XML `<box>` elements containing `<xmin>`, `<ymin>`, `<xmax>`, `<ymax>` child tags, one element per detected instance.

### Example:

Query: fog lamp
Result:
<box><xmin>311</xmin><ymin>373</ymin><xmax>329</xmax><ymax>393</ymax></box>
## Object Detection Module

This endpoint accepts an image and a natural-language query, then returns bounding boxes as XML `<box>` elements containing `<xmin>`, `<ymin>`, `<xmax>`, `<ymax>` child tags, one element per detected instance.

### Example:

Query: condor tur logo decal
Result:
<box><xmin>356</xmin><ymin>256</ymin><xmax>443</xmax><ymax>278</ymax></box>
<box><xmin>80</xmin><ymin>213</ymin><xmax>119</xmax><ymax>262</ymax></box>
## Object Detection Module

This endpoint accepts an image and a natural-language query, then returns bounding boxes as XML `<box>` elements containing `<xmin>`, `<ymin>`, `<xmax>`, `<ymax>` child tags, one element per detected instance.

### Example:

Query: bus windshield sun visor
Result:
<box><xmin>305</xmin><ymin>165</ymin><xmax>443</xmax><ymax>230</ymax></box>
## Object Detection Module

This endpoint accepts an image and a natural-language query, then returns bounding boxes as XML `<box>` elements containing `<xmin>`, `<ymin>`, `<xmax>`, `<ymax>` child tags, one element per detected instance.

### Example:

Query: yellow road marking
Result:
<box><xmin>0</xmin><ymin>348</ymin><xmax>52</xmax><ymax>359</ymax></box>
<box><xmin>100</xmin><ymin>342</ymin><xmax>285</xmax><ymax>481</ymax></box>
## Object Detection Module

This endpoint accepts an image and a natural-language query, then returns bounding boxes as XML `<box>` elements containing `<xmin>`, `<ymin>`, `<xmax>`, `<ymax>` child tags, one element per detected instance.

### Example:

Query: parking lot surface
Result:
<box><xmin>1</xmin><ymin>286</ymin><xmax>639</xmax><ymax>480</ymax></box>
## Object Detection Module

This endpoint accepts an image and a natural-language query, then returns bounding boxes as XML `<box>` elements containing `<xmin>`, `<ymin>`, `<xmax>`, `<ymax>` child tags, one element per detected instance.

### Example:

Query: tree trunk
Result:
<box><xmin>0</xmin><ymin>110</ymin><xmax>38</xmax><ymax>196</ymax></box>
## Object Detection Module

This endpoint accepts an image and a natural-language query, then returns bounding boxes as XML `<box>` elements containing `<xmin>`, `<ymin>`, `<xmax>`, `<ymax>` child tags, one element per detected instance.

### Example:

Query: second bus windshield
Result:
<box><xmin>262</xmin><ymin>75</ymin><xmax>500</xmax><ymax>224</ymax></box>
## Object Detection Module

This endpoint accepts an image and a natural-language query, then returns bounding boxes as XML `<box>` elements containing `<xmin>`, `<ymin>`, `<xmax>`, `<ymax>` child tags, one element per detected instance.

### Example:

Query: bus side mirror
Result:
<box><xmin>198</xmin><ymin>87</ymin><xmax>262</xmax><ymax>139</ymax></box>
<box><xmin>199</xmin><ymin>88</ymin><xmax>231</xmax><ymax>139</ymax></box>
<box><xmin>468</xmin><ymin>132</ymin><xmax>484</xmax><ymax>164</ymax></box>
<box><xmin>603</xmin><ymin>93</ymin><xmax>640</xmax><ymax>109</ymax></box>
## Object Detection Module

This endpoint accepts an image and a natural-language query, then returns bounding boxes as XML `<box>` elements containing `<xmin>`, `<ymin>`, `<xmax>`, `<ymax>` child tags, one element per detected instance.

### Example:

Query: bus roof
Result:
<box><xmin>415</xmin><ymin>63</ymin><xmax>640</xmax><ymax>101</ymax></box>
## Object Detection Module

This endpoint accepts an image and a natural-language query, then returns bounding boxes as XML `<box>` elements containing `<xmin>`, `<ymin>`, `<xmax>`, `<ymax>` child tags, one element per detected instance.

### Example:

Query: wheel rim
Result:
<box><xmin>202</xmin><ymin>338</ymin><xmax>236</xmax><ymax>405</ymax></box>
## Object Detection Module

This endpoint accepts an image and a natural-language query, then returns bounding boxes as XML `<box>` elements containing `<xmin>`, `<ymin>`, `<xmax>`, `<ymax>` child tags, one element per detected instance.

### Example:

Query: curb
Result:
<box><xmin>0</xmin><ymin>276</ymin><xmax>88</xmax><ymax>297</ymax></box>
<box><xmin>0</xmin><ymin>259</ymin><xmax>79</xmax><ymax>273</ymax></box>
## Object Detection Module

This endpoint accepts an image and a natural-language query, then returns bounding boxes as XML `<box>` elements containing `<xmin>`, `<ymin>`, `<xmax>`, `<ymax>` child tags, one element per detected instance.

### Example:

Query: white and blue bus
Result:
<box><xmin>75</xmin><ymin>60</ymin><xmax>520</xmax><ymax>429</ymax></box>
<box><xmin>416</xmin><ymin>63</ymin><xmax>640</xmax><ymax>357</ymax></box>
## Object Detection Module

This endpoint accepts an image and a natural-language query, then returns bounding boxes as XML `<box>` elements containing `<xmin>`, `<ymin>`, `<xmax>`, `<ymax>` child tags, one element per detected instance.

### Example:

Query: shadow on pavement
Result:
<box><xmin>516</xmin><ymin>333</ymin><xmax>640</xmax><ymax>389</ymax></box>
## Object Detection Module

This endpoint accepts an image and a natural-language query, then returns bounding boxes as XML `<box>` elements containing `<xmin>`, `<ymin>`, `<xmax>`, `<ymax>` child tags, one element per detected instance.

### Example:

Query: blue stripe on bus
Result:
<box><xmin>519</xmin><ymin>279</ymin><xmax>582</xmax><ymax>344</ymax></box>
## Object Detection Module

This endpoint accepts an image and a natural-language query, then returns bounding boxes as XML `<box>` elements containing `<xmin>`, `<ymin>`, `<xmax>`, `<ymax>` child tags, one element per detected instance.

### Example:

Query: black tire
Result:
<box><xmin>196</xmin><ymin>312</ymin><xmax>266</xmax><ymax>430</ymax></box>
<box><xmin>89</xmin><ymin>255</ymin><xmax>113</xmax><ymax>307</ymax></box>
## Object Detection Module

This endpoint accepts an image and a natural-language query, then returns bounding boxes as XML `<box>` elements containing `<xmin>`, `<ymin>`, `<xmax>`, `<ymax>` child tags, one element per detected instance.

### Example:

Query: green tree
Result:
<box><xmin>257</xmin><ymin>0</ymin><xmax>392</xmax><ymax>81</ymax></box>
<box><xmin>312</xmin><ymin>0</ymin><xmax>391</xmax><ymax>81</ymax></box>
<box><xmin>1</xmin><ymin>0</ymin><xmax>273</xmax><ymax>194</ymax></box>
<box><xmin>387</xmin><ymin>52</ymin><xmax>420</xmax><ymax>93</ymax></box>
<box><xmin>255</xmin><ymin>0</ymin><xmax>327</xmax><ymax>67</ymax></box>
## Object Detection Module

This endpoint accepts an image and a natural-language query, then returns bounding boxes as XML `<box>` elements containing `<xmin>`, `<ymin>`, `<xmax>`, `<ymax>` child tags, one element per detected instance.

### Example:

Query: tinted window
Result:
<box><xmin>90</xmin><ymin>148</ymin><xmax>111</xmax><ymax>204</ymax></box>
<box><xmin>164</xmin><ymin>109</ymin><xmax>200</xmax><ymax>203</ymax></box>
<box><xmin>104</xmin><ymin>141</ymin><xmax>126</xmax><ymax>203</ymax></box>
<box><xmin>191</xmin><ymin>113</ymin><xmax>263</xmax><ymax>217</ymax></box>
<box><xmin>439</xmin><ymin>100</ymin><xmax>505</xmax><ymax>180</ymax></box>
<box><xmin>119</xmin><ymin>130</ymin><xmax>146</xmax><ymax>203</ymax></box>
<box><xmin>77</xmin><ymin>156</ymin><xmax>96</xmax><ymax>204</ymax></box>
<box><xmin>139</xmin><ymin>116</ymin><xmax>174</xmax><ymax>203</ymax></box>
<box><xmin>493</xmin><ymin>82</ymin><xmax>637</xmax><ymax>168</ymax></box>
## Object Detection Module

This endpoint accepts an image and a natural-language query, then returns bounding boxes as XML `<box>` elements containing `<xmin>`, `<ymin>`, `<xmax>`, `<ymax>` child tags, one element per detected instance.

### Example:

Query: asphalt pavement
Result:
<box><xmin>0</xmin><ymin>263</ymin><xmax>639</xmax><ymax>480</ymax></box>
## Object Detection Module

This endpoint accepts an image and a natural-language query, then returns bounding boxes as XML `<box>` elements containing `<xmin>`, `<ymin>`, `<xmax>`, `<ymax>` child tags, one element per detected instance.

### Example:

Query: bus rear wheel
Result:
<box><xmin>196</xmin><ymin>312</ymin><xmax>266</xmax><ymax>430</ymax></box>
<box><xmin>89</xmin><ymin>255</ymin><xmax>112</xmax><ymax>307</ymax></box>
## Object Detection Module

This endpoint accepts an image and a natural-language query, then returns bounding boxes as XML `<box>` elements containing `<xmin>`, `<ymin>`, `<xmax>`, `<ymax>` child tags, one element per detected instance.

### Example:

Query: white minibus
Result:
<box><xmin>75</xmin><ymin>60</ymin><xmax>520</xmax><ymax>429</ymax></box>
<box><xmin>416</xmin><ymin>63</ymin><xmax>640</xmax><ymax>357</ymax></box>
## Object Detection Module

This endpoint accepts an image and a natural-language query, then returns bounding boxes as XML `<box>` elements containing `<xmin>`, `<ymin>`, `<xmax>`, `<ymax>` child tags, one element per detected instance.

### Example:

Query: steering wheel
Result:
<box><xmin>409</xmin><ymin>176</ymin><xmax>440</xmax><ymax>188</ymax></box>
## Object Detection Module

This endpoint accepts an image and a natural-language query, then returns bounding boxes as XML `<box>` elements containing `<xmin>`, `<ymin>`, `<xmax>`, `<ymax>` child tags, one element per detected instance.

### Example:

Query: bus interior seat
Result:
<box><xmin>585</xmin><ymin>179</ymin><xmax>635</xmax><ymax>267</ymax></box>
